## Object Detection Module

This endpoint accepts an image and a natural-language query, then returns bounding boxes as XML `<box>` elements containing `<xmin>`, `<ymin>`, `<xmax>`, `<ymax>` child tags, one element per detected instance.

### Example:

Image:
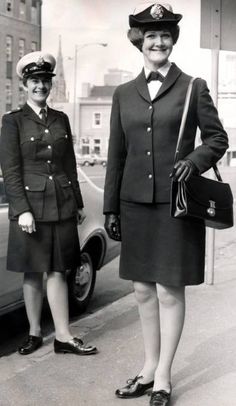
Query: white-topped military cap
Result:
<box><xmin>16</xmin><ymin>51</ymin><xmax>56</xmax><ymax>79</ymax></box>
<box><xmin>129</xmin><ymin>3</ymin><xmax>182</xmax><ymax>27</ymax></box>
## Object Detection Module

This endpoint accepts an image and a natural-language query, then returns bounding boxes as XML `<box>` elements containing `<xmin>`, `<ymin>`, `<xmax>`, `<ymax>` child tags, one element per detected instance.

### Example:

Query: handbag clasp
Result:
<box><xmin>207</xmin><ymin>200</ymin><xmax>216</xmax><ymax>217</ymax></box>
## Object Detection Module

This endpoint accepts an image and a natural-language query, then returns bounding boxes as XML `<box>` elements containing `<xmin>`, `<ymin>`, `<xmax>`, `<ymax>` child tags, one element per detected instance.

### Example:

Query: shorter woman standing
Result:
<box><xmin>0</xmin><ymin>51</ymin><xmax>97</xmax><ymax>356</ymax></box>
<box><xmin>104</xmin><ymin>3</ymin><xmax>228</xmax><ymax>405</ymax></box>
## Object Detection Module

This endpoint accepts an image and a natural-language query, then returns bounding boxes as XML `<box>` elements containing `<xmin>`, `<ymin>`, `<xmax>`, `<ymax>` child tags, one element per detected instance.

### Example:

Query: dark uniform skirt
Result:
<box><xmin>7</xmin><ymin>218</ymin><xmax>80</xmax><ymax>273</ymax></box>
<box><xmin>119</xmin><ymin>201</ymin><xmax>206</xmax><ymax>286</ymax></box>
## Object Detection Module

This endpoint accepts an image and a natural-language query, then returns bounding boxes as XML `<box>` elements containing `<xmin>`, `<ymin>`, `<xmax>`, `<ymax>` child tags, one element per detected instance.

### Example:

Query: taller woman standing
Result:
<box><xmin>0</xmin><ymin>51</ymin><xmax>97</xmax><ymax>356</ymax></box>
<box><xmin>103</xmin><ymin>3</ymin><xmax>228</xmax><ymax>405</ymax></box>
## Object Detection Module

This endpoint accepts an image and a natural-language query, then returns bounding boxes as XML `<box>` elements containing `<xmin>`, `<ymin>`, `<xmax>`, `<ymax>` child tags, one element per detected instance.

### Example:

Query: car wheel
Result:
<box><xmin>84</xmin><ymin>161</ymin><xmax>90</xmax><ymax>167</ymax></box>
<box><xmin>68</xmin><ymin>251</ymin><xmax>96</xmax><ymax>314</ymax></box>
<box><xmin>102</xmin><ymin>161</ymin><xmax>107</xmax><ymax>167</ymax></box>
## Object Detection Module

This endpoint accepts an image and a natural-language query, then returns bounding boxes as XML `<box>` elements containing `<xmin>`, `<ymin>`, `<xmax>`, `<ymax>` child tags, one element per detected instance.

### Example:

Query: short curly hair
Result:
<box><xmin>127</xmin><ymin>23</ymin><xmax>180</xmax><ymax>52</ymax></box>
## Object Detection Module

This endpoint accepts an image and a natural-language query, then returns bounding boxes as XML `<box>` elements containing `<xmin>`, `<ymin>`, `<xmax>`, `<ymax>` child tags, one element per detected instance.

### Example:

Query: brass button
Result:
<box><xmin>147</xmin><ymin>127</ymin><xmax>151</xmax><ymax>132</ymax></box>
<box><xmin>149</xmin><ymin>105</ymin><xmax>153</xmax><ymax>110</ymax></box>
<box><xmin>45</xmin><ymin>129</ymin><xmax>49</xmax><ymax>133</ymax></box>
<box><xmin>25</xmin><ymin>186</ymin><xmax>29</xmax><ymax>190</ymax></box>
<box><xmin>68</xmin><ymin>181</ymin><xmax>71</xmax><ymax>184</ymax></box>
<box><xmin>30</xmin><ymin>137</ymin><xmax>34</xmax><ymax>141</ymax></box>
<box><xmin>49</xmin><ymin>175</ymin><xmax>53</xmax><ymax>180</ymax></box>
<box><xmin>148</xmin><ymin>174</ymin><xmax>153</xmax><ymax>179</ymax></box>
<box><xmin>65</xmin><ymin>134</ymin><xmax>68</xmax><ymax>138</ymax></box>
<box><xmin>47</xmin><ymin>145</ymin><xmax>52</xmax><ymax>149</ymax></box>
<box><xmin>147</xmin><ymin>151</ymin><xmax>151</xmax><ymax>156</ymax></box>
<box><xmin>47</xmin><ymin>160</ymin><xmax>51</xmax><ymax>164</ymax></box>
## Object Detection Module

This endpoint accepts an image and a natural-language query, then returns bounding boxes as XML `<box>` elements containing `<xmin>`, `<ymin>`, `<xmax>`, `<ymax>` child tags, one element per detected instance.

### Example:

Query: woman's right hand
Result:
<box><xmin>18</xmin><ymin>211</ymin><xmax>36</xmax><ymax>234</ymax></box>
<box><xmin>104</xmin><ymin>213</ymin><xmax>121</xmax><ymax>241</ymax></box>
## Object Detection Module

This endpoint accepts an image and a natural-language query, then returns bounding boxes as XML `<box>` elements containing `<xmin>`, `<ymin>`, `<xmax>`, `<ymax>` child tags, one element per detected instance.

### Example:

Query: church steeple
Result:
<box><xmin>52</xmin><ymin>36</ymin><xmax>68</xmax><ymax>102</ymax></box>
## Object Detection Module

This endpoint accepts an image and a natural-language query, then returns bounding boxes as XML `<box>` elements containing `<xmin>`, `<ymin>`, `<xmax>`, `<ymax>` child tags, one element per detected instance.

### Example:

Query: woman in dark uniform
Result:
<box><xmin>103</xmin><ymin>4</ymin><xmax>228</xmax><ymax>405</ymax></box>
<box><xmin>0</xmin><ymin>51</ymin><xmax>97</xmax><ymax>356</ymax></box>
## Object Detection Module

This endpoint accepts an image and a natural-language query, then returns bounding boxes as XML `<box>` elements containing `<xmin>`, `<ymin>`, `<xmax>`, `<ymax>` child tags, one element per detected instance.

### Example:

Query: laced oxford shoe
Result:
<box><xmin>18</xmin><ymin>335</ymin><xmax>43</xmax><ymax>355</ymax></box>
<box><xmin>54</xmin><ymin>337</ymin><xmax>98</xmax><ymax>355</ymax></box>
<box><xmin>115</xmin><ymin>376</ymin><xmax>154</xmax><ymax>398</ymax></box>
<box><xmin>149</xmin><ymin>390</ymin><xmax>171</xmax><ymax>406</ymax></box>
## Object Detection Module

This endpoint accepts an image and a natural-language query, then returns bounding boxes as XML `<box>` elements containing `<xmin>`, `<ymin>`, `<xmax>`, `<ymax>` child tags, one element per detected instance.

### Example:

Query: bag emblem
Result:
<box><xmin>207</xmin><ymin>200</ymin><xmax>216</xmax><ymax>217</ymax></box>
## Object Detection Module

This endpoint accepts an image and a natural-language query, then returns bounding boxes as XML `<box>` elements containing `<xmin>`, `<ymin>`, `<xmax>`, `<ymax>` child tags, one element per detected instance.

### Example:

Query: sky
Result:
<box><xmin>42</xmin><ymin>0</ymin><xmax>212</xmax><ymax>101</ymax></box>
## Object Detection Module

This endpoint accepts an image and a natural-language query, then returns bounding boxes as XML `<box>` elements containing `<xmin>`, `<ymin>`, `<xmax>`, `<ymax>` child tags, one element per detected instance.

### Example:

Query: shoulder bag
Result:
<box><xmin>170</xmin><ymin>78</ymin><xmax>234</xmax><ymax>229</ymax></box>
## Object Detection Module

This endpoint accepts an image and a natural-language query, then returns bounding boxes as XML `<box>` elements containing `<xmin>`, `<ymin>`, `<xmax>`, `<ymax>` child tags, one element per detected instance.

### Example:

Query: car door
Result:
<box><xmin>0</xmin><ymin>178</ymin><xmax>23</xmax><ymax>314</ymax></box>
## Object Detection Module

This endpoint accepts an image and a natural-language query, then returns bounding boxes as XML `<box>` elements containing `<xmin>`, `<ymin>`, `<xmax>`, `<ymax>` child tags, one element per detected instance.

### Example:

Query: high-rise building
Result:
<box><xmin>50</xmin><ymin>36</ymin><xmax>68</xmax><ymax>104</ymax></box>
<box><xmin>0</xmin><ymin>0</ymin><xmax>42</xmax><ymax>119</ymax></box>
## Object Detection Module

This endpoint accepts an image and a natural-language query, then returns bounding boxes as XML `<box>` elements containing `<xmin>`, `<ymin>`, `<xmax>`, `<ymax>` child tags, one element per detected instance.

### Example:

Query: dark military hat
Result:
<box><xmin>129</xmin><ymin>3</ymin><xmax>182</xmax><ymax>27</ymax></box>
<box><xmin>16</xmin><ymin>51</ymin><xmax>56</xmax><ymax>79</ymax></box>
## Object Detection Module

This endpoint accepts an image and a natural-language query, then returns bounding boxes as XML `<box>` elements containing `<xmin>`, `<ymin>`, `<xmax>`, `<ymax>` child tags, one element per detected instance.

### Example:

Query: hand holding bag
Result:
<box><xmin>170</xmin><ymin>78</ymin><xmax>234</xmax><ymax>229</ymax></box>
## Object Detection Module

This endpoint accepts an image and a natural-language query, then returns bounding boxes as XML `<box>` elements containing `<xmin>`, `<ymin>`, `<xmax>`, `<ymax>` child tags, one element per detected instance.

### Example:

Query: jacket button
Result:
<box><xmin>49</xmin><ymin>176</ymin><xmax>53</xmax><ymax>180</ymax></box>
<box><xmin>148</xmin><ymin>174</ymin><xmax>153</xmax><ymax>179</ymax></box>
<box><xmin>149</xmin><ymin>105</ymin><xmax>152</xmax><ymax>110</ymax></box>
<box><xmin>68</xmin><ymin>181</ymin><xmax>71</xmax><ymax>184</ymax></box>
<box><xmin>30</xmin><ymin>137</ymin><xmax>35</xmax><ymax>141</ymax></box>
<box><xmin>47</xmin><ymin>160</ymin><xmax>51</xmax><ymax>164</ymax></box>
<box><xmin>47</xmin><ymin>145</ymin><xmax>52</xmax><ymax>149</ymax></box>
<box><xmin>65</xmin><ymin>134</ymin><xmax>68</xmax><ymax>138</ymax></box>
<box><xmin>45</xmin><ymin>129</ymin><xmax>49</xmax><ymax>133</ymax></box>
<box><xmin>147</xmin><ymin>151</ymin><xmax>151</xmax><ymax>156</ymax></box>
<box><xmin>25</xmin><ymin>186</ymin><xmax>29</xmax><ymax>190</ymax></box>
<box><xmin>147</xmin><ymin>127</ymin><xmax>151</xmax><ymax>132</ymax></box>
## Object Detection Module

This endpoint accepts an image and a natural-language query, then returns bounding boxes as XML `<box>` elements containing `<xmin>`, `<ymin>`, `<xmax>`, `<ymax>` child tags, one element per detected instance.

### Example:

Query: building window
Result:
<box><xmin>6</xmin><ymin>36</ymin><xmax>13</xmax><ymax>62</ymax></box>
<box><xmin>93</xmin><ymin>112</ymin><xmax>102</xmax><ymax>128</ymax></box>
<box><xmin>6</xmin><ymin>0</ymin><xmax>13</xmax><ymax>13</ymax></box>
<box><xmin>31</xmin><ymin>41</ymin><xmax>37</xmax><ymax>52</ymax></box>
<box><xmin>6</xmin><ymin>79</ymin><xmax>12</xmax><ymax>111</ymax></box>
<box><xmin>19</xmin><ymin>39</ymin><xmax>25</xmax><ymax>59</ymax></box>
<box><xmin>31</xmin><ymin>0</ymin><xmax>38</xmax><ymax>24</ymax></box>
<box><xmin>19</xmin><ymin>80</ymin><xmax>25</xmax><ymax>106</ymax></box>
<box><xmin>19</xmin><ymin>0</ymin><xmax>26</xmax><ymax>19</ymax></box>
<box><xmin>94</xmin><ymin>139</ymin><xmax>101</xmax><ymax>144</ymax></box>
<box><xmin>6</xmin><ymin>36</ymin><xmax>13</xmax><ymax>79</ymax></box>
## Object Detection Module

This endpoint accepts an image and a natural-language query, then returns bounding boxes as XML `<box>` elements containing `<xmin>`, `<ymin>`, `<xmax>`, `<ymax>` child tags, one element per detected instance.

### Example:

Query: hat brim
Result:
<box><xmin>24</xmin><ymin>71</ymin><xmax>56</xmax><ymax>78</ymax></box>
<box><xmin>129</xmin><ymin>14</ymin><xmax>182</xmax><ymax>27</ymax></box>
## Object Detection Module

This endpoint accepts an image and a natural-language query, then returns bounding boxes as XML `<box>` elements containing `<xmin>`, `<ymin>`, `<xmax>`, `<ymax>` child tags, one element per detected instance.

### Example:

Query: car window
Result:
<box><xmin>0</xmin><ymin>178</ymin><xmax>8</xmax><ymax>204</ymax></box>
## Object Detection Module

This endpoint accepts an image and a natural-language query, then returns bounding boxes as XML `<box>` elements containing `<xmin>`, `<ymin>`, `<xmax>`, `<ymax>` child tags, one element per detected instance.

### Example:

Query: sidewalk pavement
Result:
<box><xmin>0</xmin><ymin>238</ymin><xmax>236</xmax><ymax>406</ymax></box>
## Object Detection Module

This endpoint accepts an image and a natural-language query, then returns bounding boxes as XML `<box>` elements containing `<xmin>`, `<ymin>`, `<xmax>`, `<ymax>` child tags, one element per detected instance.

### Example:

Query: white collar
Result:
<box><xmin>144</xmin><ymin>61</ymin><xmax>172</xmax><ymax>79</ymax></box>
<box><xmin>27</xmin><ymin>101</ymin><xmax>48</xmax><ymax>117</ymax></box>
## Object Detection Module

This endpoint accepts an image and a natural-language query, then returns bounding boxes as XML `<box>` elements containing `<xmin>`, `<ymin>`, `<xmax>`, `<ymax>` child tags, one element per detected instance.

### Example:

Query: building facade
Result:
<box><xmin>0</xmin><ymin>0</ymin><xmax>42</xmax><ymax>120</ymax></box>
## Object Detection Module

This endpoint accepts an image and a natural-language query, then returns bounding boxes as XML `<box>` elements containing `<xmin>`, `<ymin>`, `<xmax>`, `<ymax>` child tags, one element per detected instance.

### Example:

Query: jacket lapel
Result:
<box><xmin>154</xmin><ymin>63</ymin><xmax>182</xmax><ymax>100</ymax></box>
<box><xmin>22</xmin><ymin>103</ymin><xmax>43</xmax><ymax>125</ymax></box>
<box><xmin>135</xmin><ymin>69</ymin><xmax>152</xmax><ymax>103</ymax></box>
<box><xmin>46</xmin><ymin>107</ymin><xmax>58</xmax><ymax>127</ymax></box>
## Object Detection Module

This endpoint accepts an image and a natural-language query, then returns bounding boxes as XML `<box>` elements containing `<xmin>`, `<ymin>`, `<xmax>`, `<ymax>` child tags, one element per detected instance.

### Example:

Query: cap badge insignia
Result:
<box><xmin>36</xmin><ymin>56</ymin><xmax>45</xmax><ymax>67</ymax></box>
<box><xmin>150</xmin><ymin>4</ymin><xmax>164</xmax><ymax>20</ymax></box>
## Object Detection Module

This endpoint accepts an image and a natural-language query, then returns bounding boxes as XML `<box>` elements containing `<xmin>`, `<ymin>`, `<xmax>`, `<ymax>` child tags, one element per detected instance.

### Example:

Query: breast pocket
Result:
<box><xmin>20</xmin><ymin>133</ymin><xmax>42</xmax><ymax>160</ymax></box>
<box><xmin>24</xmin><ymin>174</ymin><xmax>47</xmax><ymax>219</ymax></box>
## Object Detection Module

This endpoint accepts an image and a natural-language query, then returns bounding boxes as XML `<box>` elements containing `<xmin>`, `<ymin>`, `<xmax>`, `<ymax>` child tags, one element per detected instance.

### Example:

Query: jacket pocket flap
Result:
<box><xmin>56</xmin><ymin>174</ymin><xmax>72</xmax><ymax>188</ymax></box>
<box><xmin>24</xmin><ymin>174</ymin><xmax>47</xmax><ymax>191</ymax></box>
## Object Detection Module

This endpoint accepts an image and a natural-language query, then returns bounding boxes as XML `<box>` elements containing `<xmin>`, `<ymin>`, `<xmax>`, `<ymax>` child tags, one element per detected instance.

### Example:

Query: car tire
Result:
<box><xmin>84</xmin><ymin>161</ymin><xmax>90</xmax><ymax>167</ymax></box>
<box><xmin>68</xmin><ymin>251</ymin><xmax>96</xmax><ymax>314</ymax></box>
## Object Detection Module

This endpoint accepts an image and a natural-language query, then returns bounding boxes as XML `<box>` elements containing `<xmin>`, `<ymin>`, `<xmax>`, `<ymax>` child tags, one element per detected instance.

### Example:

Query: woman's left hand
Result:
<box><xmin>77</xmin><ymin>209</ymin><xmax>86</xmax><ymax>225</ymax></box>
<box><xmin>170</xmin><ymin>159</ymin><xmax>198</xmax><ymax>182</ymax></box>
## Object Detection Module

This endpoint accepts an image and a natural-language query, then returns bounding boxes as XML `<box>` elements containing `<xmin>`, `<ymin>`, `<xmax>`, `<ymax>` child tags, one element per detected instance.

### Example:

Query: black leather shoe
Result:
<box><xmin>54</xmin><ymin>337</ymin><xmax>97</xmax><ymax>355</ymax></box>
<box><xmin>18</xmin><ymin>335</ymin><xmax>43</xmax><ymax>355</ymax></box>
<box><xmin>149</xmin><ymin>390</ymin><xmax>171</xmax><ymax>406</ymax></box>
<box><xmin>115</xmin><ymin>376</ymin><xmax>154</xmax><ymax>398</ymax></box>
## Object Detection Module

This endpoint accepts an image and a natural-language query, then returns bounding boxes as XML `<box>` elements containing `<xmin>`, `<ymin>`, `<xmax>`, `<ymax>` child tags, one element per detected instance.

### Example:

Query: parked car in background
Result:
<box><xmin>93</xmin><ymin>154</ymin><xmax>107</xmax><ymax>167</ymax></box>
<box><xmin>0</xmin><ymin>168</ymin><xmax>120</xmax><ymax>316</ymax></box>
<box><xmin>75</xmin><ymin>153</ymin><xmax>95</xmax><ymax>167</ymax></box>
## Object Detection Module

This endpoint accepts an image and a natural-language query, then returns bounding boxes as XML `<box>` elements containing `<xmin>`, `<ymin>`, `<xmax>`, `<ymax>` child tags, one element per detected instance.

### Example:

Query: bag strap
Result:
<box><xmin>173</xmin><ymin>77</ymin><xmax>222</xmax><ymax>182</ymax></box>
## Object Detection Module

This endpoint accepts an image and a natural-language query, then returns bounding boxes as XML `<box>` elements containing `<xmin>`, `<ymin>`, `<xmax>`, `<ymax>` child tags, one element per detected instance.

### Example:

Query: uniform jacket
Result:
<box><xmin>0</xmin><ymin>103</ymin><xmax>83</xmax><ymax>221</ymax></box>
<box><xmin>103</xmin><ymin>63</ymin><xmax>228</xmax><ymax>214</ymax></box>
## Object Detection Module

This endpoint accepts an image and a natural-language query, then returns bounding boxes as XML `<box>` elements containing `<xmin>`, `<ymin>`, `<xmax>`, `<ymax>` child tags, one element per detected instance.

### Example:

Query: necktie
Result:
<box><xmin>147</xmin><ymin>71</ymin><xmax>165</xmax><ymax>83</ymax></box>
<box><xmin>40</xmin><ymin>108</ymin><xmax>47</xmax><ymax>124</ymax></box>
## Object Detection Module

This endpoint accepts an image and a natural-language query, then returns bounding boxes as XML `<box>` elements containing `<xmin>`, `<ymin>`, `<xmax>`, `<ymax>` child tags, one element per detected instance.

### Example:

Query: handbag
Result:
<box><xmin>171</xmin><ymin>78</ymin><xmax>234</xmax><ymax>229</ymax></box>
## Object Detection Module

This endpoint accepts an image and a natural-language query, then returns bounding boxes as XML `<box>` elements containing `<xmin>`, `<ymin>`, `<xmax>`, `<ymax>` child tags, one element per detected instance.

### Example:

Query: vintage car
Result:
<box><xmin>0</xmin><ymin>168</ymin><xmax>120</xmax><ymax>316</ymax></box>
<box><xmin>75</xmin><ymin>154</ymin><xmax>95</xmax><ymax>167</ymax></box>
